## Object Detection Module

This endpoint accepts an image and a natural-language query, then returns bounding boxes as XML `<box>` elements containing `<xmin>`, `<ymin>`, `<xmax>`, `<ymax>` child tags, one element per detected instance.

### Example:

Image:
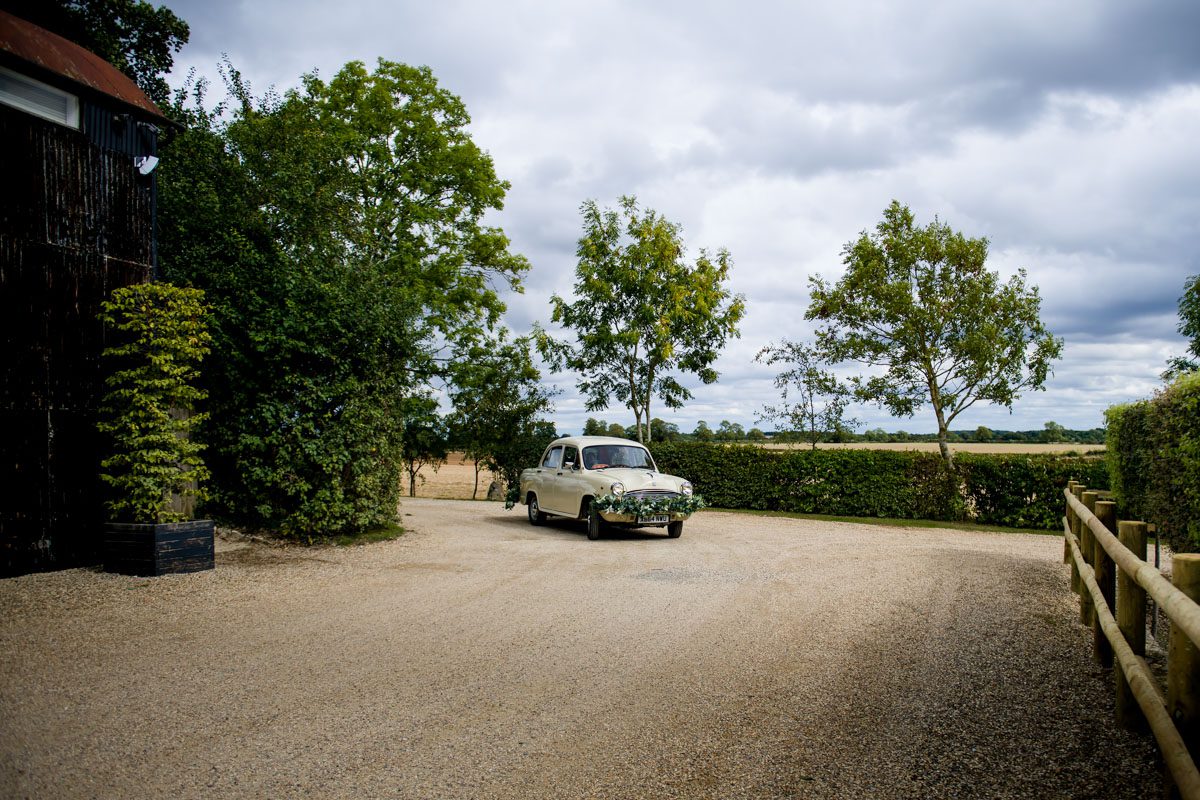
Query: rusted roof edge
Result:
<box><xmin>0</xmin><ymin>10</ymin><xmax>179</xmax><ymax>128</ymax></box>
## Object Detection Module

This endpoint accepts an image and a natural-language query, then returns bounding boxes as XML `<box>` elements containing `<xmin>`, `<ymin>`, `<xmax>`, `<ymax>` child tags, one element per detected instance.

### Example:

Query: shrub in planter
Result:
<box><xmin>98</xmin><ymin>283</ymin><xmax>214</xmax><ymax>575</ymax></box>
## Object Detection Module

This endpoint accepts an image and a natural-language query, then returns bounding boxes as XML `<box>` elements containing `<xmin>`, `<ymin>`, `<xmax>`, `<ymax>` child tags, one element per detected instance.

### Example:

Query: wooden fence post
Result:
<box><xmin>1117</xmin><ymin>520</ymin><xmax>1149</xmax><ymax>729</ymax></box>
<box><xmin>1069</xmin><ymin>483</ymin><xmax>1083</xmax><ymax>596</ymax></box>
<box><xmin>1170</xmin><ymin>555</ymin><xmax>1200</xmax><ymax>759</ymax></box>
<box><xmin>1066</xmin><ymin>480</ymin><xmax>1079</xmax><ymax>566</ymax></box>
<box><xmin>1093</xmin><ymin>499</ymin><xmax>1117</xmax><ymax>668</ymax></box>
<box><xmin>1075</xmin><ymin>485</ymin><xmax>1094</xmax><ymax>625</ymax></box>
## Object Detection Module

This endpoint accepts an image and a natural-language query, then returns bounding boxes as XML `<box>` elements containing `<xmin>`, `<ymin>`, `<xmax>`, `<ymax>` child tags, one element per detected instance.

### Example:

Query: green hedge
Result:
<box><xmin>649</xmin><ymin>443</ymin><xmax>1107</xmax><ymax>531</ymax></box>
<box><xmin>1106</xmin><ymin>373</ymin><xmax>1200</xmax><ymax>552</ymax></box>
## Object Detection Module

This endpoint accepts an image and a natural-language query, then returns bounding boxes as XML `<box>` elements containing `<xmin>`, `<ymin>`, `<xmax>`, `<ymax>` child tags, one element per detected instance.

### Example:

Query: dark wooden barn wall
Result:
<box><xmin>1</xmin><ymin>103</ymin><xmax>153</xmax><ymax>576</ymax></box>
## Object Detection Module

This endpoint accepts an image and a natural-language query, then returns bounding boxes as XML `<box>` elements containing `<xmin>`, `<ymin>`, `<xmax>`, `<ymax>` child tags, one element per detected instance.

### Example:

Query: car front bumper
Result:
<box><xmin>598</xmin><ymin>510</ymin><xmax>691</xmax><ymax>526</ymax></box>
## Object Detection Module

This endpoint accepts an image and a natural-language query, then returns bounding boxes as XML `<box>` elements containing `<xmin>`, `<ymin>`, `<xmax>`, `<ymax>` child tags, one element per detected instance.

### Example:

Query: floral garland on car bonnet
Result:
<box><xmin>592</xmin><ymin>493</ymin><xmax>706</xmax><ymax>516</ymax></box>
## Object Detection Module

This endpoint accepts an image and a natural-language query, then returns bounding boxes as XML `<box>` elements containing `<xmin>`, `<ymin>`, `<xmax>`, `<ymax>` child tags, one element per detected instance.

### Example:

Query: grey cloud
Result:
<box><xmin>160</xmin><ymin>0</ymin><xmax>1198</xmax><ymax>436</ymax></box>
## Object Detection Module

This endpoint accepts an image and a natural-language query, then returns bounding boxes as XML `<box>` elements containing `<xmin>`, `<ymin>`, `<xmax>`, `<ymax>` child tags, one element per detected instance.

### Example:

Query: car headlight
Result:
<box><xmin>680</xmin><ymin>482</ymin><xmax>693</xmax><ymax>496</ymax></box>
<box><xmin>610</xmin><ymin>482</ymin><xmax>625</xmax><ymax>496</ymax></box>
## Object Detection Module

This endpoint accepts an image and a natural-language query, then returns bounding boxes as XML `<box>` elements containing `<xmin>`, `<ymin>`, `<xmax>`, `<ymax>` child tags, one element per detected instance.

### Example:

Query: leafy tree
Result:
<box><xmin>808</xmin><ymin>201</ymin><xmax>1063</xmax><ymax>468</ymax></box>
<box><xmin>747</xmin><ymin>427</ymin><xmax>767</xmax><ymax>442</ymax></box>
<box><xmin>975</xmin><ymin>425</ymin><xmax>994</xmax><ymax>443</ymax></box>
<box><xmin>159</xmin><ymin>61</ymin><xmax>527</xmax><ymax>536</ymax></box>
<box><xmin>583</xmin><ymin>418</ymin><xmax>607</xmax><ymax>436</ymax></box>
<box><xmin>491</xmin><ymin>420</ymin><xmax>559</xmax><ymax>501</ymax></box>
<box><xmin>401</xmin><ymin>398</ymin><xmax>449</xmax><ymax>497</ymax></box>
<box><xmin>756</xmin><ymin>340</ymin><xmax>859</xmax><ymax>450</ymax></box>
<box><xmin>1042</xmin><ymin>420</ymin><xmax>1067</xmax><ymax>443</ymax></box>
<box><xmin>9</xmin><ymin>0</ymin><xmax>189</xmax><ymax>106</ymax></box>
<box><xmin>693</xmin><ymin>421</ymin><xmax>714</xmax><ymax>442</ymax></box>
<box><xmin>607</xmin><ymin>422</ymin><xmax>628</xmax><ymax>439</ymax></box>
<box><xmin>1165</xmin><ymin>274</ymin><xmax>1200</xmax><ymax>379</ymax></box>
<box><xmin>649</xmin><ymin>418</ymin><xmax>680</xmax><ymax>443</ymax></box>
<box><xmin>716</xmin><ymin>420</ymin><xmax>745</xmax><ymax>441</ymax></box>
<box><xmin>540</xmin><ymin>196</ymin><xmax>745</xmax><ymax>443</ymax></box>
<box><xmin>447</xmin><ymin>331</ymin><xmax>555</xmax><ymax>499</ymax></box>
<box><xmin>863</xmin><ymin>427</ymin><xmax>888</xmax><ymax>442</ymax></box>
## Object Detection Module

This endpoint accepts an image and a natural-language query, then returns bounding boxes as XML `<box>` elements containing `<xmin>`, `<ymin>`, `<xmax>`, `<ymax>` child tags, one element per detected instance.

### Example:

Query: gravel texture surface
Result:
<box><xmin>1</xmin><ymin>500</ymin><xmax>1163</xmax><ymax>799</ymax></box>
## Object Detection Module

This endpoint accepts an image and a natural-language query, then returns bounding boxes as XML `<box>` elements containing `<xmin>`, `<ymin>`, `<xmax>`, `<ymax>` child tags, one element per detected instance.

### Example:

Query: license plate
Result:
<box><xmin>638</xmin><ymin>514</ymin><xmax>669</xmax><ymax>525</ymax></box>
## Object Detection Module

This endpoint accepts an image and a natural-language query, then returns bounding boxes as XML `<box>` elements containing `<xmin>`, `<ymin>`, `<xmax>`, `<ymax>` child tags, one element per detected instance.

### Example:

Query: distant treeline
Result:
<box><xmin>580</xmin><ymin>417</ymin><xmax>1105</xmax><ymax>446</ymax></box>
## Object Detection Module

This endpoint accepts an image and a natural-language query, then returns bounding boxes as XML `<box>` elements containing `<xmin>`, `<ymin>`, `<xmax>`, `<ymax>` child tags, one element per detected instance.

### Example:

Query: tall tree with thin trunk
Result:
<box><xmin>756</xmin><ymin>340</ymin><xmax>858</xmax><ymax>450</ymax></box>
<box><xmin>807</xmin><ymin>201</ymin><xmax>1062</xmax><ymax>468</ymax></box>
<box><xmin>539</xmin><ymin>196</ymin><xmax>745</xmax><ymax>443</ymax></box>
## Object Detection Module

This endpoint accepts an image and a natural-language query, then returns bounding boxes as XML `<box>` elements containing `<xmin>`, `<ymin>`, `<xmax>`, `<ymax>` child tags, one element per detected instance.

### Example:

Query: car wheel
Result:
<box><xmin>667</xmin><ymin>521</ymin><xmax>683</xmax><ymax>538</ymax></box>
<box><xmin>587</xmin><ymin>503</ymin><xmax>603</xmax><ymax>541</ymax></box>
<box><xmin>527</xmin><ymin>494</ymin><xmax>546</xmax><ymax>526</ymax></box>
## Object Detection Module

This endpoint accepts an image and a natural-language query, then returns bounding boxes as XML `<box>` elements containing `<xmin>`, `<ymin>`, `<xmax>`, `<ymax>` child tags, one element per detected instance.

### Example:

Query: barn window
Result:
<box><xmin>0</xmin><ymin>65</ymin><xmax>80</xmax><ymax>129</ymax></box>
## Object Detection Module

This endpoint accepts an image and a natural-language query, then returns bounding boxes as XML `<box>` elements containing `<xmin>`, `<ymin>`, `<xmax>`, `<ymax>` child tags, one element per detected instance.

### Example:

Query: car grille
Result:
<box><xmin>624</xmin><ymin>489</ymin><xmax>680</xmax><ymax>500</ymax></box>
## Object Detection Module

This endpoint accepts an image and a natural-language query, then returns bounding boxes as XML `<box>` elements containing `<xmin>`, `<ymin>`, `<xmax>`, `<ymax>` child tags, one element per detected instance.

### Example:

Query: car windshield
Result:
<box><xmin>582</xmin><ymin>445</ymin><xmax>656</xmax><ymax>471</ymax></box>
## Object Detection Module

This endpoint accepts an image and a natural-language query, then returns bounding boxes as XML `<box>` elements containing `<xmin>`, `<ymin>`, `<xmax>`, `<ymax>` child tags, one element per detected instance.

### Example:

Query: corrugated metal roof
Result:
<box><xmin>0</xmin><ymin>10</ymin><xmax>170</xmax><ymax>124</ymax></box>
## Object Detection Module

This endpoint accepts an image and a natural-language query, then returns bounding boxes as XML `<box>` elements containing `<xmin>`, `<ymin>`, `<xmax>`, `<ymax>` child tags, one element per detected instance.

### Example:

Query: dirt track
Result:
<box><xmin>1</xmin><ymin>500</ymin><xmax>1159</xmax><ymax>799</ymax></box>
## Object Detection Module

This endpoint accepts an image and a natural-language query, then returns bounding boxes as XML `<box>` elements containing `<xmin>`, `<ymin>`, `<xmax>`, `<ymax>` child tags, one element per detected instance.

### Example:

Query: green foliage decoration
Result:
<box><xmin>1106</xmin><ymin>373</ymin><xmax>1200</xmax><ymax>551</ymax></box>
<box><xmin>504</xmin><ymin>484</ymin><xmax>522</xmax><ymax>510</ymax></box>
<box><xmin>97</xmin><ymin>282</ymin><xmax>211</xmax><ymax>524</ymax></box>
<box><xmin>592</xmin><ymin>493</ymin><xmax>707</xmax><ymax>516</ymax></box>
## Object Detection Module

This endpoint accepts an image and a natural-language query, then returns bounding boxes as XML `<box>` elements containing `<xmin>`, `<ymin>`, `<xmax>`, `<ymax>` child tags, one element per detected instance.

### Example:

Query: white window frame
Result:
<box><xmin>0</xmin><ymin>65</ymin><xmax>80</xmax><ymax>129</ymax></box>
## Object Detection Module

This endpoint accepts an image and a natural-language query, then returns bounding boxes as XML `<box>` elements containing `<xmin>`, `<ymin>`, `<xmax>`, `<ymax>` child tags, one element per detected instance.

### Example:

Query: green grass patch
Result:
<box><xmin>707</xmin><ymin>506</ymin><xmax>1053</xmax><ymax>536</ymax></box>
<box><xmin>330</xmin><ymin>522</ymin><xmax>405</xmax><ymax>547</ymax></box>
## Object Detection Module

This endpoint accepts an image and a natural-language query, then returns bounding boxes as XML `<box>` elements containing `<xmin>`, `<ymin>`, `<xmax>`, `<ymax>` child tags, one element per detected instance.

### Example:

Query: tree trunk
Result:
<box><xmin>472</xmin><ymin>461</ymin><xmax>481</xmax><ymax>500</ymax></box>
<box><xmin>929</xmin><ymin>379</ymin><xmax>954</xmax><ymax>470</ymax></box>
<box><xmin>936</xmin><ymin>422</ymin><xmax>954</xmax><ymax>468</ymax></box>
<box><xmin>408</xmin><ymin>469</ymin><xmax>417</xmax><ymax>497</ymax></box>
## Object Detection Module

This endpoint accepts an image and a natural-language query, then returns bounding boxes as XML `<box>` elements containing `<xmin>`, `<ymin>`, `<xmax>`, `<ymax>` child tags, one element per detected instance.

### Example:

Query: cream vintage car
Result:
<box><xmin>517</xmin><ymin>436</ymin><xmax>702</xmax><ymax>540</ymax></box>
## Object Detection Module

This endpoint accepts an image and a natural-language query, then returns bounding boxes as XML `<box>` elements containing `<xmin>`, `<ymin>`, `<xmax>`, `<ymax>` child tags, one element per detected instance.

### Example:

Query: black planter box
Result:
<box><xmin>103</xmin><ymin>520</ymin><xmax>215</xmax><ymax>576</ymax></box>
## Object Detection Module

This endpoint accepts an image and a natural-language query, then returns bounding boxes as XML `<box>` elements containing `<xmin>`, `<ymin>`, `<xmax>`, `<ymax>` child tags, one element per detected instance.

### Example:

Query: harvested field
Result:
<box><xmin>413</xmin><ymin>452</ymin><xmax>500</xmax><ymax>500</ymax></box>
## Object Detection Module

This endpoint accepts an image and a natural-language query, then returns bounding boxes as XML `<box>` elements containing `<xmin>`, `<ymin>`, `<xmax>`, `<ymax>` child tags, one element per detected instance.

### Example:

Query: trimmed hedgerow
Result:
<box><xmin>649</xmin><ymin>442</ymin><xmax>1106</xmax><ymax>531</ymax></box>
<box><xmin>1106</xmin><ymin>373</ymin><xmax>1200</xmax><ymax>553</ymax></box>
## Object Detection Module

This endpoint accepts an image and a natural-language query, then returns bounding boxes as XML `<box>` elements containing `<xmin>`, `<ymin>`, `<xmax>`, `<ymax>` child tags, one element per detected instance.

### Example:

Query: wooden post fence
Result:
<box><xmin>1117</xmin><ymin>520</ymin><xmax>1148</xmax><ymax>728</ymax></box>
<box><xmin>1063</xmin><ymin>486</ymin><xmax>1200</xmax><ymax>799</ymax></box>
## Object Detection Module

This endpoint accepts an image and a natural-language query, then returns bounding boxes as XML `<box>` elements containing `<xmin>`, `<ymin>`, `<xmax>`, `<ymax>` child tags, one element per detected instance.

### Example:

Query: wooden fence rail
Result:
<box><xmin>1063</xmin><ymin>483</ymin><xmax>1200</xmax><ymax>799</ymax></box>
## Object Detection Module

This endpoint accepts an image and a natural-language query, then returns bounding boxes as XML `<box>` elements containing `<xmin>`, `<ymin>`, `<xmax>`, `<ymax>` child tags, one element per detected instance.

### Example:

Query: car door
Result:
<box><xmin>534</xmin><ymin>445</ymin><xmax>564</xmax><ymax>513</ymax></box>
<box><xmin>546</xmin><ymin>445</ymin><xmax>585</xmax><ymax>517</ymax></box>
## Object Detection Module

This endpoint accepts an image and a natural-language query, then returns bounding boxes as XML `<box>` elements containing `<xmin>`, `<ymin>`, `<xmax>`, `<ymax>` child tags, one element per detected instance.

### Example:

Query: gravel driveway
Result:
<box><xmin>1</xmin><ymin>500</ymin><xmax>1161</xmax><ymax>799</ymax></box>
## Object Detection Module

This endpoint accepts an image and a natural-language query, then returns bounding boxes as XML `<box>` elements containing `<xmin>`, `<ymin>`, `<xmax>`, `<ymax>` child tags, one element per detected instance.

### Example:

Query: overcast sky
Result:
<box><xmin>166</xmin><ymin>0</ymin><xmax>1199</xmax><ymax>435</ymax></box>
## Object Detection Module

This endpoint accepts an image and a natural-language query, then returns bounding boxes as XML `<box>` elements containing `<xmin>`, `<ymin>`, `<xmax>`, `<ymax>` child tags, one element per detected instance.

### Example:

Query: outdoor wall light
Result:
<box><xmin>134</xmin><ymin>155</ymin><xmax>159</xmax><ymax>175</ymax></box>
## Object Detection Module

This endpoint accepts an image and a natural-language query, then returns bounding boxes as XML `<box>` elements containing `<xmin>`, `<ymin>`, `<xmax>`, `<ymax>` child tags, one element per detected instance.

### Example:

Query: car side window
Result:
<box><xmin>542</xmin><ymin>446</ymin><xmax>563</xmax><ymax>469</ymax></box>
<box><xmin>562</xmin><ymin>446</ymin><xmax>578</xmax><ymax>469</ymax></box>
